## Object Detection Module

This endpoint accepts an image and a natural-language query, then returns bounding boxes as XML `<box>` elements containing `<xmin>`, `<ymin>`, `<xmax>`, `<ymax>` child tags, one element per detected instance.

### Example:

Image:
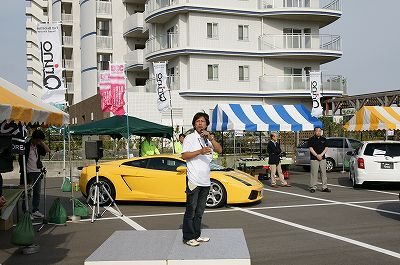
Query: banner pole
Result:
<box><xmin>125</xmin><ymin>68</ymin><xmax>130</xmax><ymax>158</ymax></box>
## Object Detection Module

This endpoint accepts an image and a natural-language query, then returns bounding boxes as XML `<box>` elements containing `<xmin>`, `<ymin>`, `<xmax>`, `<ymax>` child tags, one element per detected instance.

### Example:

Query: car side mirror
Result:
<box><xmin>346</xmin><ymin>151</ymin><xmax>354</xmax><ymax>156</ymax></box>
<box><xmin>176</xmin><ymin>166</ymin><xmax>187</xmax><ymax>174</ymax></box>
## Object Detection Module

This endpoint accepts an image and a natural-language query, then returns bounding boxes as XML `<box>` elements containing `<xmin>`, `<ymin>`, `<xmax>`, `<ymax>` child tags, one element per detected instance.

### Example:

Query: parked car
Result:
<box><xmin>295</xmin><ymin>137</ymin><xmax>362</xmax><ymax>172</ymax></box>
<box><xmin>348</xmin><ymin>141</ymin><xmax>400</xmax><ymax>187</ymax></box>
<box><xmin>79</xmin><ymin>154</ymin><xmax>264</xmax><ymax>208</ymax></box>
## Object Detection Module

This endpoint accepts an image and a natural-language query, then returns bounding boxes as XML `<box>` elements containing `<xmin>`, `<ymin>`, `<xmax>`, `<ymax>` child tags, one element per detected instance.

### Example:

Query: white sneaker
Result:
<box><xmin>32</xmin><ymin>211</ymin><xmax>44</xmax><ymax>218</ymax></box>
<box><xmin>185</xmin><ymin>239</ymin><xmax>200</xmax><ymax>247</ymax></box>
<box><xmin>196</xmin><ymin>237</ymin><xmax>210</xmax><ymax>242</ymax></box>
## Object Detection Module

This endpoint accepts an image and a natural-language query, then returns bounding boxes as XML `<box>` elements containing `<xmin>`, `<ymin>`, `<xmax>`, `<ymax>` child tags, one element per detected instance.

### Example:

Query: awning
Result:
<box><xmin>344</xmin><ymin>106</ymin><xmax>400</xmax><ymax>131</ymax></box>
<box><xmin>70</xmin><ymin>115</ymin><xmax>173</xmax><ymax>139</ymax></box>
<box><xmin>211</xmin><ymin>104</ymin><xmax>322</xmax><ymax>132</ymax></box>
<box><xmin>0</xmin><ymin>77</ymin><xmax>69</xmax><ymax>126</ymax></box>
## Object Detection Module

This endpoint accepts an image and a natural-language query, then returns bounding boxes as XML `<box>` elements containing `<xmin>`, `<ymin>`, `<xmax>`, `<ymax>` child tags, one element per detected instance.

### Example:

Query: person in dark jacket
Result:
<box><xmin>267</xmin><ymin>132</ymin><xmax>290</xmax><ymax>188</ymax></box>
<box><xmin>19</xmin><ymin>129</ymin><xmax>50</xmax><ymax>218</ymax></box>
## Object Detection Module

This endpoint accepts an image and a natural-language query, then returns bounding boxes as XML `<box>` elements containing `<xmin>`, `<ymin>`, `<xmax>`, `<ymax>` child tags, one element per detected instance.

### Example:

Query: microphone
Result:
<box><xmin>201</xmin><ymin>130</ymin><xmax>209</xmax><ymax>147</ymax></box>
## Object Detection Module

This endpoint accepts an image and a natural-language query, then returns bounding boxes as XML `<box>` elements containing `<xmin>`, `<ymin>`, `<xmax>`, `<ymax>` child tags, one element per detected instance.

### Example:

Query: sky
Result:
<box><xmin>0</xmin><ymin>0</ymin><xmax>399</xmax><ymax>96</ymax></box>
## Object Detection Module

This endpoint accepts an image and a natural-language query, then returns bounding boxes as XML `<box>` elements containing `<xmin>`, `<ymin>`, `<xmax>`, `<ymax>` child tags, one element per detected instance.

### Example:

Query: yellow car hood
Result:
<box><xmin>213</xmin><ymin>169</ymin><xmax>261</xmax><ymax>186</ymax></box>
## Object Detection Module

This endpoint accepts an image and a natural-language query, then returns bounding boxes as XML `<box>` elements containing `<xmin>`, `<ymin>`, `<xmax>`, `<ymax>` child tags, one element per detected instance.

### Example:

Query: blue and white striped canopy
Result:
<box><xmin>211</xmin><ymin>104</ymin><xmax>323</xmax><ymax>132</ymax></box>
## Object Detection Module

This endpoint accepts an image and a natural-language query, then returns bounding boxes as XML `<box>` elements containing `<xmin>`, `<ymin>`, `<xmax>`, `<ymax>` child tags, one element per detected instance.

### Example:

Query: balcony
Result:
<box><xmin>62</xmin><ymin>36</ymin><xmax>73</xmax><ymax>47</ymax></box>
<box><xmin>259</xmin><ymin>74</ymin><xmax>346</xmax><ymax>94</ymax></box>
<box><xmin>258</xmin><ymin>0</ymin><xmax>341</xmax><ymax>11</ymax></box>
<box><xmin>123</xmin><ymin>13</ymin><xmax>147</xmax><ymax>37</ymax></box>
<box><xmin>61</xmin><ymin>13</ymin><xmax>73</xmax><ymax>24</ymax></box>
<box><xmin>145</xmin><ymin>75</ymin><xmax>180</xmax><ymax>92</ymax></box>
<box><xmin>63</xmin><ymin>59</ymin><xmax>74</xmax><ymax>70</ymax></box>
<box><xmin>145</xmin><ymin>33</ymin><xmax>179</xmax><ymax>55</ymax></box>
<box><xmin>66</xmin><ymin>83</ymin><xmax>74</xmax><ymax>93</ymax></box>
<box><xmin>124</xmin><ymin>50</ymin><xmax>144</xmax><ymax>71</ymax></box>
<box><xmin>97</xmin><ymin>36</ymin><xmax>113</xmax><ymax>50</ymax></box>
<box><xmin>96</xmin><ymin>1</ymin><xmax>112</xmax><ymax>16</ymax></box>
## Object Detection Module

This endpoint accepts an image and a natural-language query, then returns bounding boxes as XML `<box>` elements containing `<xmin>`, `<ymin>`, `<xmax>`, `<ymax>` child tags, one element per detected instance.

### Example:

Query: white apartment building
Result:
<box><xmin>26</xmin><ymin>0</ymin><xmax>345</xmax><ymax>130</ymax></box>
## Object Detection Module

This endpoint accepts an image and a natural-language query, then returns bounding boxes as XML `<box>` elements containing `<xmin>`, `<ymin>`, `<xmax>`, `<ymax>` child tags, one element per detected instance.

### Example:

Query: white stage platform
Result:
<box><xmin>85</xmin><ymin>229</ymin><xmax>251</xmax><ymax>265</ymax></box>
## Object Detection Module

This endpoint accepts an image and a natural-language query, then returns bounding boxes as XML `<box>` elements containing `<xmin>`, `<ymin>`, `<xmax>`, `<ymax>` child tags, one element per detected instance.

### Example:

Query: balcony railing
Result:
<box><xmin>66</xmin><ymin>83</ymin><xmax>74</xmax><ymax>93</ymax></box>
<box><xmin>62</xmin><ymin>36</ymin><xmax>73</xmax><ymax>46</ymax></box>
<box><xmin>258</xmin><ymin>0</ymin><xmax>341</xmax><ymax>11</ymax></box>
<box><xmin>145</xmin><ymin>0</ymin><xmax>181</xmax><ymax>16</ymax></box>
<box><xmin>61</xmin><ymin>13</ymin><xmax>73</xmax><ymax>23</ymax></box>
<box><xmin>123</xmin><ymin>12</ymin><xmax>144</xmax><ymax>35</ymax></box>
<box><xmin>97</xmin><ymin>36</ymin><xmax>113</xmax><ymax>50</ymax></box>
<box><xmin>145</xmin><ymin>75</ymin><xmax>180</xmax><ymax>92</ymax></box>
<box><xmin>96</xmin><ymin>1</ymin><xmax>112</xmax><ymax>15</ymax></box>
<box><xmin>145</xmin><ymin>33</ymin><xmax>179</xmax><ymax>54</ymax></box>
<box><xmin>63</xmin><ymin>59</ymin><xmax>74</xmax><ymax>70</ymax></box>
<box><xmin>259</xmin><ymin>34</ymin><xmax>341</xmax><ymax>51</ymax></box>
<box><xmin>124</xmin><ymin>50</ymin><xmax>144</xmax><ymax>65</ymax></box>
<box><xmin>259</xmin><ymin>74</ymin><xmax>346</xmax><ymax>92</ymax></box>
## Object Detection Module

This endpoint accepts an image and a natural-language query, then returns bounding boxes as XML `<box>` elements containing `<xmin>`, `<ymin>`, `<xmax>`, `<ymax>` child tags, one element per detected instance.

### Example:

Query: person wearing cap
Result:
<box><xmin>141</xmin><ymin>135</ymin><xmax>160</xmax><ymax>157</ymax></box>
<box><xmin>174</xmin><ymin>134</ymin><xmax>185</xmax><ymax>154</ymax></box>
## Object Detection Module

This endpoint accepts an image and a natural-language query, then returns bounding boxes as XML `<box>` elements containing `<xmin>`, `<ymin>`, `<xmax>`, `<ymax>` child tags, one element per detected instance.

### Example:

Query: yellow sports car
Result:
<box><xmin>79</xmin><ymin>154</ymin><xmax>263</xmax><ymax>208</ymax></box>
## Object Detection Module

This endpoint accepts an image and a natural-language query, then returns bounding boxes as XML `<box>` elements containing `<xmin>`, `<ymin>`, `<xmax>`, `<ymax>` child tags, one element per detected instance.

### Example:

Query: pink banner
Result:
<box><xmin>100</xmin><ymin>89</ymin><xmax>112</xmax><ymax>112</ymax></box>
<box><xmin>110</xmin><ymin>83</ymin><xmax>126</xmax><ymax>115</ymax></box>
<box><xmin>99</xmin><ymin>64</ymin><xmax>126</xmax><ymax>115</ymax></box>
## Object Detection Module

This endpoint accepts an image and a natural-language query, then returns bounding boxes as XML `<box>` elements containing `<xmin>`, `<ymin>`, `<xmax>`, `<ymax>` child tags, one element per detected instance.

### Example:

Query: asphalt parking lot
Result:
<box><xmin>1</xmin><ymin>168</ymin><xmax>400</xmax><ymax>265</ymax></box>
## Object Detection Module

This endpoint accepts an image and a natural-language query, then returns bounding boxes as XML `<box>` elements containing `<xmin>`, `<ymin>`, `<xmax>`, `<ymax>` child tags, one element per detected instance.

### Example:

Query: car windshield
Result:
<box><xmin>210</xmin><ymin>161</ymin><xmax>233</xmax><ymax>171</ymax></box>
<box><xmin>363</xmin><ymin>143</ymin><xmax>400</xmax><ymax>157</ymax></box>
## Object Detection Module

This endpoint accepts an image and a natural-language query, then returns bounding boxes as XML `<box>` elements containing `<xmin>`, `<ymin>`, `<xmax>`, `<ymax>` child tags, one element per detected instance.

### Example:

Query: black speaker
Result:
<box><xmin>0</xmin><ymin>134</ymin><xmax>13</xmax><ymax>173</ymax></box>
<box><xmin>85</xmin><ymin>140</ymin><xmax>103</xmax><ymax>160</ymax></box>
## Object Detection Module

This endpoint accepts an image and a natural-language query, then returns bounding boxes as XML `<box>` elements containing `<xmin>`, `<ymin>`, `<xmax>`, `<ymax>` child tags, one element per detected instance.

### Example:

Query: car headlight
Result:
<box><xmin>229</xmin><ymin>175</ymin><xmax>252</xmax><ymax>186</ymax></box>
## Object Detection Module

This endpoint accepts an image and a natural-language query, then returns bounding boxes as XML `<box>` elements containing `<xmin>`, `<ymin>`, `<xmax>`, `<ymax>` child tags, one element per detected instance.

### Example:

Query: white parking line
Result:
<box><xmin>264</xmin><ymin>188</ymin><xmax>400</xmax><ymax>216</ymax></box>
<box><xmin>104</xmin><ymin>206</ymin><xmax>147</xmax><ymax>231</ymax></box>
<box><xmin>232</xmin><ymin>206</ymin><xmax>400</xmax><ymax>259</ymax></box>
<box><xmin>320</xmin><ymin>182</ymin><xmax>400</xmax><ymax>196</ymax></box>
<box><xmin>76</xmin><ymin>198</ymin><xmax>399</xmax><ymax>224</ymax></box>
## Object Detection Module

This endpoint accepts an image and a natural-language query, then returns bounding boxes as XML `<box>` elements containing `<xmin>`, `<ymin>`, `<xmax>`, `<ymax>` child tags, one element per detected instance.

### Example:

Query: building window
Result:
<box><xmin>239</xmin><ymin>66</ymin><xmax>249</xmax><ymax>81</ymax></box>
<box><xmin>208</xmin><ymin>64</ymin><xmax>219</xmax><ymax>80</ymax></box>
<box><xmin>207</xmin><ymin>23</ymin><xmax>218</xmax><ymax>39</ymax></box>
<box><xmin>238</xmin><ymin>25</ymin><xmax>249</xmax><ymax>41</ymax></box>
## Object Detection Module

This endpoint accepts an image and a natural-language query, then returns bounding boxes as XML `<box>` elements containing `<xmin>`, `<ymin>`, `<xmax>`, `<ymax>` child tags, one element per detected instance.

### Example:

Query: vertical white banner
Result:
<box><xmin>153</xmin><ymin>62</ymin><xmax>171</xmax><ymax>112</ymax></box>
<box><xmin>310</xmin><ymin>71</ymin><xmax>323</xmax><ymax>118</ymax></box>
<box><xmin>37</xmin><ymin>23</ymin><xmax>66</xmax><ymax>104</ymax></box>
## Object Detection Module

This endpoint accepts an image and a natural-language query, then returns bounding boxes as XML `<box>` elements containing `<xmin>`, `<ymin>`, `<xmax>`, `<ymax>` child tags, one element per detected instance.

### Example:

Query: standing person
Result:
<box><xmin>141</xmin><ymin>134</ymin><xmax>160</xmax><ymax>157</ymax></box>
<box><xmin>308</xmin><ymin>127</ymin><xmax>331</xmax><ymax>193</ymax></box>
<box><xmin>267</xmin><ymin>132</ymin><xmax>291</xmax><ymax>188</ymax></box>
<box><xmin>181</xmin><ymin>112</ymin><xmax>222</xmax><ymax>247</ymax></box>
<box><xmin>174</xmin><ymin>133</ymin><xmax>185</xmax><ymax>154</ymax></box>
<box><xmin>19</xmin><ymin>129</ymin><xmax>50</xmax><ymax>217</ymax></box>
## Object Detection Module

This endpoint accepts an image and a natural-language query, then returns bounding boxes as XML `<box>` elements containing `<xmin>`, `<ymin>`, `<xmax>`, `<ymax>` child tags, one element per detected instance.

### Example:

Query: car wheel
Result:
<box><xmin>87</xmin><ymin>177</ymin><xmax>116</xmax><ymax>206</ymax></box>
<box><xmin>326</xmin><ymin>158</ymin><xmax>335</xmax><ymax>172</ymax></box>
<box><xmin>206</xmin><ymin>180</ymin><xmax>226</xmax><ymax>208</ymax></box>
<box><xmin>302</xmin><ymin>165</ymin><xmax>310</xmax><ymax>172</ymax></box>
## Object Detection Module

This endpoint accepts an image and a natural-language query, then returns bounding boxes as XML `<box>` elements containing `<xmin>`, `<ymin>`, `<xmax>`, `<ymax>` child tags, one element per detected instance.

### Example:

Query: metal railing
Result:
<box><xmin>145</xmin><ymin>75</ymin><xmax>180</xmax><ymax>92</ymax></box>
<box><xmin>145</xmin><ymin>33</ymin><xmax>179</xmax><ymax>54</ymax></box>
<box><xmin>258</xmin><ymin>0</ymin><xmax>341</xmax><ymax>11</ymax></box>
<box><xmin>259</xmin><ymin>74</ymin><xmax>346</xmax><ymax>92</ymax></box>
<box><xmin>145</xmin><ymin>0</ymin><xmax>181</xmax><ymax>15</ymax></box>
<box><xmin>61</xmin><ymin>13</ymin><xmax>73</xmax><ymax>23</ymax></box>
<box><xmin>63</xmin><ymin>59</ymin><xmax>74</xmax><ymax>69</ymax></box>
<box><xmin>96</xmin><ymin>1</ymin><xmax>112</xmax><ymax>15</ymax></box>
<box><xmin>66</xmin><ymin>83</ymin><xmax>74</xmax><ymax>93</ymax></box>
<box><xmin>259</xmin><ymin>34</ymin><xmax>341</xmax><ymax>51</ymax></box>
<box><xmin>97</xmin><ymin>36</ymin><xmax>112</xmax><ymax>50</ymax></box>
<box><xmin>62</xmin><ymin>36</ymin><xmax>73</xmax><ymax>46</ymax></box>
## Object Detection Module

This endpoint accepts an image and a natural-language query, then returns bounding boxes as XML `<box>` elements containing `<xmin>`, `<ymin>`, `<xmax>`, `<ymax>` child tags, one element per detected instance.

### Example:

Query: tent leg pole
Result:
<box><xmin>22</xmin><ymin>155</ymin><xmax>29</xmax><ymax>212</ymax></box>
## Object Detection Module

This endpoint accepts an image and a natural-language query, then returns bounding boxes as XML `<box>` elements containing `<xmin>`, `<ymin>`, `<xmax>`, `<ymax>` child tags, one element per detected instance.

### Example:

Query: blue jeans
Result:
<box><xmin>28</xmin><ymin>172</ymin><xmax>42</xmax><ymax>212</ymax></box>
<box><xmin>182</xmin><ymin>184</ymin><xmax>209</xmax><ymax>241</ymax></box>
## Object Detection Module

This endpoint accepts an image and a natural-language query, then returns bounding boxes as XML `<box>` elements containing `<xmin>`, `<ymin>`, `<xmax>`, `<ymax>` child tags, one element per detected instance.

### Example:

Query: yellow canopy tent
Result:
<box><xmin>0</xmin><ymin>76</ymin><xmax>69</xmax><ymax>214</ymax></box>
<box><xmin>0</xmin><ymin>77</ymin><xmax>69</xmax><ymax>126</ymax></box>
<box><xmin>344</xmin><ymin>106</ymin><xmax>400</xmax><ymax>131</ymax></box>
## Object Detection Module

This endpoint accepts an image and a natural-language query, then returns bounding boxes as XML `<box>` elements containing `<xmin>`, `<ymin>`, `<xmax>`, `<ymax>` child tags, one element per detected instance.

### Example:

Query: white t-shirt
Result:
<box><xmin>182</xmin><ymin>130</ymin><xmax>213</xmax><ymax>187</ymax></box>
<box><xmin>27</xmin><ymin>144</ymin><xmax>40</xmax><ymax>173</ymax></box>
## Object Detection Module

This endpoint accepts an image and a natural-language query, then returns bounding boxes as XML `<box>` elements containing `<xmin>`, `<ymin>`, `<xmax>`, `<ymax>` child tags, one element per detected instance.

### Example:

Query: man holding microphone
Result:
<box><xmin>181</xmin><ymin>112</ymin><xmax>222</xmax><ymax>247</ymax></box>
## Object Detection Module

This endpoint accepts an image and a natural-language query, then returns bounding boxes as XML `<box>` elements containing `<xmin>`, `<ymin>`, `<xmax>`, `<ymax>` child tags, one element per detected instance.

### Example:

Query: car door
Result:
<box><xmin>118</xmin><ymin>158</ymin><xmax>152</xmax><ymax>200</ymax></box>
<box><xmin>145</xmin><ymin>157</ymin><xmax>187</xmax><ymax>201</ymax></box>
